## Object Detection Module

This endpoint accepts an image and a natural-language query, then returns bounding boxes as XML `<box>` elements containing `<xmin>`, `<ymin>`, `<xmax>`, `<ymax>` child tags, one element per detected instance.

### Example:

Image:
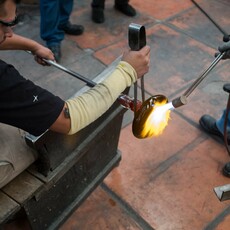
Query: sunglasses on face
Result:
<box><xmin>0</xmin><ymin>16</ymin><xmax>18</xmax><ymax>27</ymax></box>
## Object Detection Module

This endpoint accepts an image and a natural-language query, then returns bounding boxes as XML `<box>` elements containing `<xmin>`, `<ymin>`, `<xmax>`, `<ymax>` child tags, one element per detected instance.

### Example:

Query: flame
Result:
<box><xmin>141</xmin><ymin>101</ymin><xmax>172</xmax><ymax>137</ymax></box>
<box><xmin>132</xmin><ymin>95</ymin><xmax>173</xmax><ymax>139</ymax></box>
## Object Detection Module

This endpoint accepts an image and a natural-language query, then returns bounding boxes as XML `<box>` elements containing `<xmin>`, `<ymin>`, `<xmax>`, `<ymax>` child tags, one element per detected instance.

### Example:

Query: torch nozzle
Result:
<box><xmin>172</xmin><ymin>95</ymin><xmax>188</xmax><ymax>108</ymax></box>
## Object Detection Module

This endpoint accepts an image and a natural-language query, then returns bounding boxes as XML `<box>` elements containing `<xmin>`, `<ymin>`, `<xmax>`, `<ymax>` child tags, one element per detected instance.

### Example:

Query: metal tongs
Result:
<box><xmin>128</xmin><ymin>23</ymin><xmax>147</xmax><ymax>114</ymax></box>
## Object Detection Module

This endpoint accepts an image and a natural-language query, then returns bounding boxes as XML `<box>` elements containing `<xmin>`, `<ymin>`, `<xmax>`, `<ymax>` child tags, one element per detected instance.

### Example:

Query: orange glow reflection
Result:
<box><xmin>132</xmin><ymin>95</ymin><xmax>172</xmax><ymax>139</ymax></box>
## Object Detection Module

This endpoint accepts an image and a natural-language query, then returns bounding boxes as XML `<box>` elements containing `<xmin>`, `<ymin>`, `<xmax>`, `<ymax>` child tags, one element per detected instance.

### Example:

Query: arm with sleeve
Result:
<box><xmin>66</xmin><ymin>61</ymin><xmax>137</xmax><ymax>134</ymax></box>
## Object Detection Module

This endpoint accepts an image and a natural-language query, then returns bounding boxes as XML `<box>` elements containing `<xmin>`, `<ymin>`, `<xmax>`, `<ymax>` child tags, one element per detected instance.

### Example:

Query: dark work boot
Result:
<box><xmin>48</xmin><ymin>44</ymin><xmax>61</xmax><ymax>63</ymax></box>
<box><xmin>59</xmin><ymin>22</ymin><xmax>84</xmax><ymax>36</ymax></box>
<box><xmin>114</xmin><ymin>3</ymin><xmax>136</xmax><ymax>16</ymax></box>
<box><xmin>199</xmin><ymin>114</ymin><xmax>230</xmax><ymax>143</ymax></box>
<box><xmin>199</xmin><ymin>115</ymin><xmax>223</xmax><ymax>138</ymax></box>
<box><xmin>92</xmin><ymin>7</ymin><xmax>105</xmax><ymax>23</ymax></box>
<box><xmin>223</xmin><ymin>162</ymin><xmax>230</xmax><ymax>178</ymax></box>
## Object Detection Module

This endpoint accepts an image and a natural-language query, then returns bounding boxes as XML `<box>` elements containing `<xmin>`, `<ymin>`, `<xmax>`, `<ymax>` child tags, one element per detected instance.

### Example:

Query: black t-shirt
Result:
<box><xmin>0</xmin><ymin>60</ymin><xmax>65</xmax><ymax>136</ymax></box>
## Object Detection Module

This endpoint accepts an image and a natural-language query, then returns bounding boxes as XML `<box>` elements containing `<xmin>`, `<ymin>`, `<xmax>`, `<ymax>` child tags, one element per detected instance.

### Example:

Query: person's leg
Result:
<box><xmin>40</xmin><ymin>0</ymin><xmax>64</xmax><ymax>62</ymax></box>
<box><xmin>59</xmin><ymin>0</ymin><xmax>73</xmax><ymax>26</ymax></box>
<box><xmin>114</xmin><ymin>0</ymin><xmax>136</xmax><ymax>16</ymax></box>
<box><xmin>40</xmin><ymin>0</ymin><xmax>64</xmax><ymax>47</ymax></box>
<box><xmin>58</xmin><ymin>0</ymin><xmax>84</xmax><ymax>35</ymax></box>
<box><xmin>91</xmin><ymin>0</ymin><xmax>105</xmax><ymax>8</ymax></box>
<box><xmin>91</xmin><ymin>0</ymin><xmax>105</xmax><ymax>23</ymax></box>
<box><xmin>216</xmin><ymin>109</ymin><xmax>230</xmax><ymax>134</ymax></box>
<box><xmin>215</xmin><ymin>111</ymin><xmax>230</xmax><ymax>178</ymax></box>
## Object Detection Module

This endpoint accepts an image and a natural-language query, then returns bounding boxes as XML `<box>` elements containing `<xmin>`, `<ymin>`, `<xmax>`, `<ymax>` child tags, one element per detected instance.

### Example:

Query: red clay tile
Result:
<box><xmin>141</xmin><ymin>24</ymin><xmax>216</xmax><ymax>97</ymax></box>
<box><xmin>131</xmin><ymin>0</ymin><xmax>193</xmax><ymax>20</ymax></box>
<box><xmin>215</xmin><ymin>213</ymin><xmax>230</xmax><ymax>230</ymax></box>
<box><xmin>69</xmin><ymin>1</ymin><xmax>154</xmax><ymax>52</ymax></box>
<box><xmin>60</xmin><ymin>186</ymin><xmax>143</xmax><ymax>230</ymax></box>
<box><xmin>104</xmin><ymin>120</ymin><xmax>230</xmax><ymax>229</ymax></box>
<box><xmin>168</xmin><ymin>0</ymin><xmax>230</xmax><ymax>47</ymax></box>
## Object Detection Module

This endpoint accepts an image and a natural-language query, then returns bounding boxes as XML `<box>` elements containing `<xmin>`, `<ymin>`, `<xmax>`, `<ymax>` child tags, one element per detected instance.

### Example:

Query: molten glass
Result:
<box><xmin>132</xmin><ymin>95</ymin><xmax>171</xmax><ymax>139</ymax></box>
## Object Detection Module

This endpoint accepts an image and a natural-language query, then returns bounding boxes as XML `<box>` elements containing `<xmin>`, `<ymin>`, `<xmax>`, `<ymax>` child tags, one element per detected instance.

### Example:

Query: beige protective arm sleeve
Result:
<box><xmin>66</xmin><ymin>61</ymin><xmax>137</xmax><ymax>135</ymax></box>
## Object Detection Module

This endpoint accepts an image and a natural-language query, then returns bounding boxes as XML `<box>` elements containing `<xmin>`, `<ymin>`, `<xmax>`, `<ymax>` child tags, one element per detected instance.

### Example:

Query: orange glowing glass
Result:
<box><xmin>132</xmin><ymin>95</ymin><xmax>171</xmax><ymax>139</ymax></box>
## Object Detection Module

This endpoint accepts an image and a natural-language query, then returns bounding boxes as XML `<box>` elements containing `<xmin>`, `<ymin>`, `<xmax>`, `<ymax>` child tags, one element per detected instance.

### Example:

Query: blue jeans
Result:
<box><xmin>216</xmin><ymin>109</ymin><xmax>230</xmax><ymax>134</ymax></box>
<box><xmin>40</xmin><ymin>0</ymin><xmax>73</xmax><ymax>47</ymax></box>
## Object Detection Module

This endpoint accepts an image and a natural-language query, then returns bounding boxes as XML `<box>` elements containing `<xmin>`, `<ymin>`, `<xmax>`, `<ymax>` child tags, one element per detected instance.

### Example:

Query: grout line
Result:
<box><xmin>163</xmin><ymin>21</ymin><xmax>220</xmax><ymax>50</ymax></box>
<box><xmin>203</xmin><ymin>205</ymin><xmax>230</xmax><ymax>230</ymax></box>
<box><xmin>101</xmin><ymin>183</ymin><xmax>155</xmax><ymax>230</ymax></box>
<box><xmin>146</xmin><ymin>135</ymin><xmax>207</xmax><ymax>184</ymax></box>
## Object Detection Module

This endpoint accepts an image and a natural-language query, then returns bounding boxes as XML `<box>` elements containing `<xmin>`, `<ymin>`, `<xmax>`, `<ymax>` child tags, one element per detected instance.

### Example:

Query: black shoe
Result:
<box><xmin>59</xmin><ymin>22</ymin><xmax>84</xmax><ymax>35</ymax></box>
<box><xmin>48</xmin><ymin>45</ymin><xmax>61</xmax><ymax>63</ymax></box>
<box><xmin>92</xmin><ymin>7</ymin><xmax>105</xmax><ymax>23</ymax></box>
<box><xmin>114</xmin><ymin>3</ymin><xmax>136</xmax><ymax>17</ymax></box>
<box><xmin>199</xmin><ymin>115</ymin><xmax>223</xmax><ymax>138</ymax></box>
<box><xmin>199</xmin><ymin>114</ymin><xmax>230</xmax><ymax>144</ymax></box>
<box><xmin>223</xmin><ymin>162</ymin><xmax>230</xmax><ymax>178</ymax></box>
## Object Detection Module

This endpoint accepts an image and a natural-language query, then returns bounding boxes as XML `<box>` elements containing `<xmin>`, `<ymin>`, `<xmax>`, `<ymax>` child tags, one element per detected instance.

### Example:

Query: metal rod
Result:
<box><xmin>28</xmin><ymin>51</ymin><xmax>97</xmax><ymax>87</ymax></box>
<box><xmin>44</xmin><ymin>59</ymin><xmax>96</xmax><ymax>87</ymax></box>
<box><xmin>141</xmin><ymin>77</ymin><xmax>145</xmax><ymax>102</ymax></box>
<box><xmin>183</xmin><ymin>52</ymin><xmax>225</xmax><ymax>98</ymax></box>
<box><xmin>134</xmin><ymin>82</ymin><xmax>138</xmax><ymax>114</ymax></box>
<box><xmin>191</xmin><ymin>0</ymin><xmax>229</xmax><ymax>39</ymax></box>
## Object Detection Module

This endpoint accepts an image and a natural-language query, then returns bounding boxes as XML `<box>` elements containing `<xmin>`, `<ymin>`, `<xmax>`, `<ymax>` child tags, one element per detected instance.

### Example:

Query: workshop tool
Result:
<box><xmin>128</xmin><ymin>23</ymin><xmax>147</xmax><ymax>111</ymax></box>
<box><xmin>128</xmin><ymin>23</ymin><xmax>152</xmax><ymax>138</ymax></box>
<box><xmin>127</xmin><ymin>23</ymin><xmax>226</xmax><ymax>139</ymax></box>
<box><xmin>131</xmin><ymin>52</ymin><xmax>225</xmax><ymax>139</ymax></box>
<box><xmin>171</xmin><ymin>52</ymin><xmax>225</xmax><ymax>108</ymax></box>
<box><xmin>127</xmin><ymin>24</ymin><xmax>172</xmax><ymax>139</ymax></box>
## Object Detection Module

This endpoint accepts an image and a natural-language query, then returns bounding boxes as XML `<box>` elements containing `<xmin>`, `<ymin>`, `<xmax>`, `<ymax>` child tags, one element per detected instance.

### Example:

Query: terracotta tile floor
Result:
<box><xmin>61</xmin><ymin>0</ymin><xmax>230</xmax><ymax>229</ymax></box>
<box><xmin>3</xmin><ymin>0</ymin><xmax>230</xmax><ymax>229</ymax></box>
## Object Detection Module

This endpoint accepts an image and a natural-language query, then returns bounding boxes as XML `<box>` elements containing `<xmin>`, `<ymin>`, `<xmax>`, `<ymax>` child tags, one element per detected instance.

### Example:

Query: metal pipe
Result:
<box><xmin>183</xmin><ymin>52</ymin><xmax>225</xmax><ymax>98</ymax></box>
<box><xmin>33</xmin><ymin>54</ymin><xmax>96</xmax><ymax>87</ymax></box>
<box><xmin>170</xmin><ymin>52</ymin><xmax>225</xmax><ymax>109</ymax></box>
<box><xmin>172</xmin><ymin>53</ymin><xmax>225</xmax><ymax>108</ymax></box>
<box><xmin>172</xmin><ymin>95</ymin><xmax>188</xmax><ymax>108</ymax></box>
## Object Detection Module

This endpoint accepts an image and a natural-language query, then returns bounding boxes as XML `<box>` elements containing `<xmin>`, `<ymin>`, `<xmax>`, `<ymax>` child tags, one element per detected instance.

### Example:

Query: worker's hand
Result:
<box><xmin>32</xmin><ymin>45</ymin><xmax>55</xmax><ymax>65</ymax></box>
<box><xmin>122</xmin><ymin>46</ymin><xmax>150</xmax><ymax>78</ymax></box>
<box><xmin>217</xmin><ymin>41</ymin><xmax>230</xmax><ymax>60</ymax></box>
